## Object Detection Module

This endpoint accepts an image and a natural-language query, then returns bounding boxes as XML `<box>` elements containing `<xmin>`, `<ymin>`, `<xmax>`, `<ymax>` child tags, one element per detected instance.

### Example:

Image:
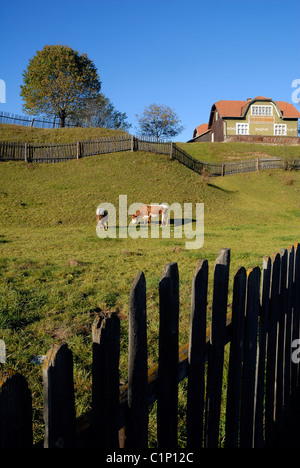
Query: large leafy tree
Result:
<box><xmin>20</xmin><ymin>45</ymin><xmax>101</xmax><ymax>127</ymax></box>
<box><xmin>136</xmin><ymin>103</ymin><xmax>184</xmax><ymax>139</ymax></box>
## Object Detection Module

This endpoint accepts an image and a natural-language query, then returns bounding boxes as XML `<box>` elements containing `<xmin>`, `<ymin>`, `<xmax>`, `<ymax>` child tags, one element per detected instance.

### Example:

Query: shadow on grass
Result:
<box><xmin>207</xmin><ymin>182</ymin><xmax>236</xmax><ymax>193</ymax></box>
<box><xmin>0</xmin><ymin>235</ymin><xmax>10</xmax><ymax>244</ymax></box>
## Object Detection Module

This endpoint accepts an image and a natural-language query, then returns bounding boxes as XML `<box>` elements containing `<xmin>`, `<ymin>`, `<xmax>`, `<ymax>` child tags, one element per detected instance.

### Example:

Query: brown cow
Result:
<box><xmin>131</xmin><ymin>203</ymin><xmax>169</xmax><ymax>226</ymax></box>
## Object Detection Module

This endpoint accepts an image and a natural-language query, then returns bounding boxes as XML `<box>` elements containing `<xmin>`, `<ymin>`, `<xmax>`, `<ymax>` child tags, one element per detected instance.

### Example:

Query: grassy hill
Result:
<box><xmin>0</xmin><ymin>123</ymin><xmax>128</xmax><ymax>143</ymax></box>
<box><xmin>177</xmin><ymin>141</ymin><xmax>300</xmax><ymax>163</ymax></box>
<box><xmin>0</xmin><ymin>124</ymin><xmax>299</xmax><ymax>443</ymax></box>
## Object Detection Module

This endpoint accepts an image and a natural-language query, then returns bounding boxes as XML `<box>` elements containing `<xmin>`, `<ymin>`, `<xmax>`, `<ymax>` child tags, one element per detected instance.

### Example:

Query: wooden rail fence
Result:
<box><xmin>0</xmin><ymin>243</ymin><xmax>299</xmax><ymax>448</ymax></box>
<box><xmin>0</xmin><ymin>136</ymin><xmax>299</xmax><ymax>176</ymax></box>
<box><xmin>0</xmin><ymin>111</ymin><xmax>76</xmax><ymax>129</ymax></box>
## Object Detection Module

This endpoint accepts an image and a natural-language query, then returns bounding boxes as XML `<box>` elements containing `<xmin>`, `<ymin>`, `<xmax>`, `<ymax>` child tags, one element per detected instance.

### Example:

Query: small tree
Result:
<box><xmin>20</xmin><ymin>45</ymin><xmax>101</xmax><ymax>127</ymax></box>
<box><xmin>136</xmin><ymin>103</ymin><xmax>184</xmax><ymax>139</ymax></box>
<box><xmin>72</xmin><ymin>93</ymin><xmax>131</xmax><ymax>131</ymax></box>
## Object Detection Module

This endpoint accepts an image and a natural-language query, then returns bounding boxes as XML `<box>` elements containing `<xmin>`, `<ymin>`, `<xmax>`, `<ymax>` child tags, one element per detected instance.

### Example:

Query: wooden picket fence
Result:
<box><xmin>0</xmin><ymin>136</ymin><xmax>299</xmax><ymax>177</ymax></box>
<box><xmin>0</xmin><ymin>243</ymin><xmax>299</xmax><ymax>448</ymax></box>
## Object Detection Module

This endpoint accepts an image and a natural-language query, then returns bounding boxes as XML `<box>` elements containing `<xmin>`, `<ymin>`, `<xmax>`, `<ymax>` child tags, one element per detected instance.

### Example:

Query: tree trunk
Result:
<box><xmin>59</xmin><ymin>111</ymin><xmax>66</xmax><ymax>128</ymax></box>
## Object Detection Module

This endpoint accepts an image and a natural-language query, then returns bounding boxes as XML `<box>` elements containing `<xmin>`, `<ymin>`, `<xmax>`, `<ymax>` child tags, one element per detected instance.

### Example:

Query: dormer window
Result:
<box><xmin>251</xmin><ymin>105</ymin><xmax>273</xmax><ymax>116</ymax></box>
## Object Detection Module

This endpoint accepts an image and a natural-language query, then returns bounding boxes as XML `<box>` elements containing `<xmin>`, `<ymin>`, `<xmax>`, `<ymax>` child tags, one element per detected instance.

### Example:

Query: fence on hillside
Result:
<box><xmin>0</xmin><ymin>243</ymin><xmax>299</xmax><ymax>448</ymax></box>
<box><xmin>0</xmin><ymin>135</ymin><xmax>299</xmax><ymax>175</ymax></box>
<box><xmin>0</xmin><ymin>111</ymin><xmax>76</xmax><ymax>129</ymax></box>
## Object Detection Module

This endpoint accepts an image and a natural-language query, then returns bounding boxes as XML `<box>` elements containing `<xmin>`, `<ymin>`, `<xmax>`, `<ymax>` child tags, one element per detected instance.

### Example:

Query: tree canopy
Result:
<box><xmin>135</xmin><ymin>103</ymin><xmax>184</xmax><ymax>139</ymax></box>
<box><xmin>20</xmin><ymin>45</ymin><xmax>101</xmax><ymax>127</ymax></box>
<box><xmin>72</xmin><ymin>93</ymin><xmax>131</xmax><ymax>131</ymax></box>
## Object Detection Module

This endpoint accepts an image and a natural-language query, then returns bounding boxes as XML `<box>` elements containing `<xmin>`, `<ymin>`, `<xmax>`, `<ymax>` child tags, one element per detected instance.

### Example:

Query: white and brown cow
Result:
<box><xmin>131</xmin><ymin>203</ymin><xmax>169</xmax><ymax>226</ymax></box>
<box><xmin>96</xmin><ymin>207</ymin><xmax>108</xmax><ymax>231</ymax></box>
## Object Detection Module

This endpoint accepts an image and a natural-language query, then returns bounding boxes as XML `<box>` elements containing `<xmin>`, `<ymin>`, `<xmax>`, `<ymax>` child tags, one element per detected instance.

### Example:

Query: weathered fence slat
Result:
<box><xmin>187</xmin><ymin>259</ymin><xmax>208</xmax><ymax>448</ymax></box>
<box><xmin>205</xmin><ymin>248</ymin><xmax>230</xmax><ymax>448</ymax></box>
<box><xmin>294</xmin><ymin>244</ymin><xmax>300</xmax><ymax>391</ymax></box>
<box><xmin>239</xmin><ymin>266</ymin><xmax>261</xmax><ymax>448</ymax></box>
<box><xmin>0</xmin><ymin>369</ymin><xmax>33</xmax><ymax>448</ymax></box>
<box><xmin>43</xmin><ymin>343</ymin><xmax>76</xmax><ymax>448</ymax></box>
<box><xmin>291</xmin><ymin>244</ymin><xmax>299</xmax><ymax>402</ymax></box>
<box><xmin>126</xmin><ymin>271</ymin><xmax>148</xmax><ymax>448</ymax></box>
<box><xmin>224</xmin><ymin>266</ymin><xmax>247</xmax><ymax>448</ymax></box>
<box><xmin>157</xmin><ymin>262</ymin><xmax>179</xmax><ymax>449</ymax></box>
<box><xmin>92</xmin><ymin>313</ymin><xmax>120</xmax><ymax>448</ymax></box>
<box><xmin>254</xmin><ymin>256</ymin><xmax>271</xmax><ymax>447</ymax></box>
<box><xmin>276</xmin><ymin>249</ymin><xmax>288</xmax><ymax>431</ymax></box>
<box><xmin>265</xmin><ymin>253</ymin><xmax>281</xmax><ymax>447</ymax></box>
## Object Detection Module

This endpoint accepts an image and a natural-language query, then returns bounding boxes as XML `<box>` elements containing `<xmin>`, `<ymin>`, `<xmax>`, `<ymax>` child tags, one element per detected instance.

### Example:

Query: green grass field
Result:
<box><xmin>0</xmin><ymin>122</ymin><xmax>127</xmax><ymax>143</ymax></box>
<box><xmin>177</xmin><ymin>141</ymin><xmax>300</xmax><ymax>163</ymax></box>
<box><xmin>0</xmin><ymin>124</ymin><xmax>299</xmax><ymax>444</ymax></box>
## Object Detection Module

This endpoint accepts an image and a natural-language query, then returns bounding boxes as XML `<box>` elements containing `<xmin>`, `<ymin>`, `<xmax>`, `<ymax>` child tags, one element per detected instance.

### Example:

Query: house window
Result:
<box><xmin>274</xmin><ymin>124</ymin><xmax>287</xmax><ymax>136</ymax></box>
<box><xmin>236</xmin><ymin>123</ymin><xmax>249</xmax><ymax>135</ymax></box>
<box><xmin>251</xmin><ymin>105</ymin><xmax>273</xmax><ymax>116</ymax></box>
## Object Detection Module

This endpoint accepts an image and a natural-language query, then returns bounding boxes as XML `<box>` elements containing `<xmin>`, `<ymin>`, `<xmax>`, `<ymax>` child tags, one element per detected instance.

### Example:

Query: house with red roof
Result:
<box><xmin>189</xmin><ymin>96</ymin><xmax>300</xmax><ymax>143</ymax></box>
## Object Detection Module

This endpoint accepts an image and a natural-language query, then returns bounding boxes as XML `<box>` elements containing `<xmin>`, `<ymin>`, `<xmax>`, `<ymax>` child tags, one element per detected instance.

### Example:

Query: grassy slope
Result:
<box><xmin>177</xmin><ymin>141</ymin><xmax>300</xmax><ymax>162</ymax></box>
<box><xmin>0</xmin><ymin>124</ymin><xmax>299</xmax><ymax>442</ymax></box>
<box><xmin>0</xmin><ymin>123</ymin><xmax>127</xmax><ymax>143</ymax></box>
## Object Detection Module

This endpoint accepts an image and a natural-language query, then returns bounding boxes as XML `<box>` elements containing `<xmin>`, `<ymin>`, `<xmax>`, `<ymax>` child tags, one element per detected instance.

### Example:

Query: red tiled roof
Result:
<box><xmin>194</xmin><ymin>123</ymin><xmax>209</xmax><ymax>137</ymax></box>
<box><xmin>214</xmin><ymin>100</ymin><xmax>249</xmax><ymax>117</ymax></box>
<box><xmin>252</xmin><ymin>96</ymin><xmax>271</xmax><ymax>101</ymax></box>
<box><xmin>214</xmin><ymin>97</ymin><xmax>300</xmax><ymax>119</ymax></box>
<box><xmin>276</xmin><ymin>101</ymin><xmax>300</xmax><ymax>118</ymax></box>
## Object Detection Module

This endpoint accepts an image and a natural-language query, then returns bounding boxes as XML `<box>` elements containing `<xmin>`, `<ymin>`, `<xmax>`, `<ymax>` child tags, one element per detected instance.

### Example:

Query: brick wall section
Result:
<box><xmin>226</xmin><ymin>135</ymin><xmax>300</xmax><ymax>145</ymax></box>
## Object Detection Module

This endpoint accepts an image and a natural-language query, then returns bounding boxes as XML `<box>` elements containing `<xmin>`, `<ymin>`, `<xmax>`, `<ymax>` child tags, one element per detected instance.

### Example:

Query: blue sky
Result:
<box><xmin>0</xmin><ymin>0</ymin><xmax>299</xmax><ymax>141</ymax></box>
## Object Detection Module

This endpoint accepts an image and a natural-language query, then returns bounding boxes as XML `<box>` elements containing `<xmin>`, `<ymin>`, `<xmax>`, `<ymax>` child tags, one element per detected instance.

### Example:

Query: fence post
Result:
<box><xmin>225</xmin><ymin>266</ymin><xmax>247</xmax><ymax>448</ymax></box>
<box><xmin>24</xmin><ymin>143</ymin><xmax>28</xmax><ymax>162</ymax></box>
<box><xmin>126</xmin><ymin>271</ymin><xmax>148</xmax><ymax>448</ymax></box>
<box><xmin>76</xmin><ymin>141</ymin><xmax>80</xmax><ymax>159</ymax></box>
<box><xmin>43</xmin><ymin>343</ymin><xmax>76</xmax><ymax>448</ymax></box>
<box><xmin>288</xmin><ymin>245</ymin><xmax>296</xmax><ymax>404</ymax></box>
<box><xmin>276</xmin><ymin>249</ymin><xmax>288</xmax><ymax>430</ymax></box>
<box><xmin>170</xmin><ymin>141</ymin><xmax>173</xmax><ymax>158</ymax></box>
<box><xmin>239</xmin><ymin>266</ymin><xmax>261</xmax><ymax>448</ymax></box>
<box><xmin>265</xmin><ymin>253</ymin><xmax>281</xmax><ymax>447</ymax></box>
<box><xmin>294</xmin><ymin>244</ymin><xmax>300</xmax><ymax>392</ymax></box>
<box><xmin>92</xmin><ymin>313</ymin><xmax>120</xmax><ymax>449</ymax></box>
<box><xmin>205</xmin><ymin>248</ymin><xmax>230</xmax><ymax>448</ymax></box>
<box><xmin>187</xmin><ymin>259</ymin><xmax>208</xmax><ymax>449</ymax></box>
<box><xmin>255</xmin><ymin>256</ymin><xmax>271</xmax><ymax>447</ymax></box>
<box><xmin>157</xmin><ymin>262</ymin><xmax>179</xmax><ymax>449</ymax></box>
<box><xmin>0</xmin><ymin>369</ymin><xmax>33</xmax><ymax>448</ymax></box>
